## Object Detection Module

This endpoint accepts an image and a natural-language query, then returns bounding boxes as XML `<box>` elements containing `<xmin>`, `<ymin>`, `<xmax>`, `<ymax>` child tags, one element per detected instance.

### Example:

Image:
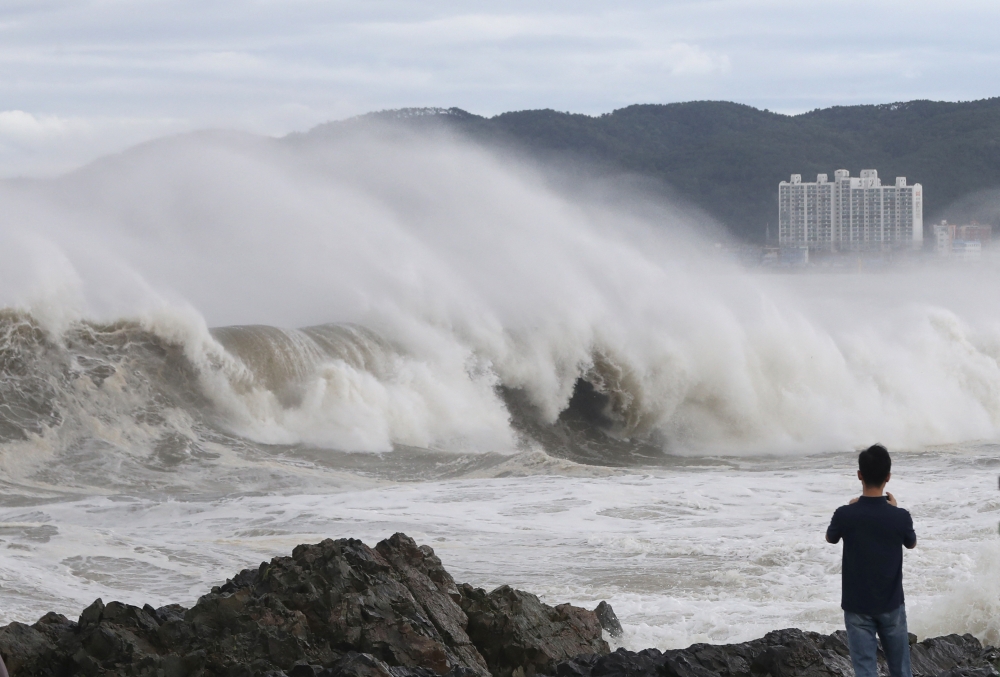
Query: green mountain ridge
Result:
<box><xmin>298</xmin><ymin>99</ymin><xmax>1000</xmax><ymax>242</ymax></box>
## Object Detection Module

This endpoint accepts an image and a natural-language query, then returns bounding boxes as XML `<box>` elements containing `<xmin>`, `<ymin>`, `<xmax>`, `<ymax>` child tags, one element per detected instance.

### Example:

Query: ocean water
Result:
<box><xmin>0</xmin><ymin>127</ymin><xmax>998</xmax><ymax>650</ymax></box>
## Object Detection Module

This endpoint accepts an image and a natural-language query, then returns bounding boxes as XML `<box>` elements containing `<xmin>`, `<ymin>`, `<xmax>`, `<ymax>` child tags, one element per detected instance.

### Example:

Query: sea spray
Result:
<box><xmin>1</xmin><ymin>126</ymin><xmax>999</xmax><ymax>648</ymax></box>
<box><xmin>2</xmin><ymin>129</ymin><xmax>1000</xmax><ymax>457</ymax></box>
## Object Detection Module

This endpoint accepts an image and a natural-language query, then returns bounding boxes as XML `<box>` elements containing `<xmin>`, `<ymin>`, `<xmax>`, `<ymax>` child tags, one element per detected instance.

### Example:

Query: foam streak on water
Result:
<box><xmin>0</xmin><ymin>448</ymin><xmax>997</xmax><ymax>649</ymax></box>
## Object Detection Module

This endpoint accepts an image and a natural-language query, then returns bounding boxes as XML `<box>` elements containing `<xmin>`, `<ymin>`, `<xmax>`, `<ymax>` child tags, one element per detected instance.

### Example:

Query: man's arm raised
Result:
<box><xmin>826</xmin><ymin>508</ymin><xmax>842</xmax><ymax>544</ymax></box>
<box><xmin>902</xmin><ymin>505</ymin><xmax>917</xmax><ymax>549</ymax></box>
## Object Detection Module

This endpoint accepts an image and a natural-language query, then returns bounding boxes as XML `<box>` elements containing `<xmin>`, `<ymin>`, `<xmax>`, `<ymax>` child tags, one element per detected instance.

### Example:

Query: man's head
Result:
<box><xmin>858</xmin><ymin>444</ymin><xmax>891</xmax><ymax>487</ymax></box>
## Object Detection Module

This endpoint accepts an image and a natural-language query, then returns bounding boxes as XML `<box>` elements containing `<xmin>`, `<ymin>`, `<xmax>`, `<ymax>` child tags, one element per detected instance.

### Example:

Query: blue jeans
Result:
<box><xmin>844</xmin><ymin>605</ymin><xmax>912</xmax><ymax>677</ymax></box>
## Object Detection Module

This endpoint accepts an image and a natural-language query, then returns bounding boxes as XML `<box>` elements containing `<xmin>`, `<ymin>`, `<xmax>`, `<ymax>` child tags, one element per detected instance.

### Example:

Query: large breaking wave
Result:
<box><xmin>2</xmin><ymin>125</ymin><xmax>1000</xmax><ymax>486</ymax></box>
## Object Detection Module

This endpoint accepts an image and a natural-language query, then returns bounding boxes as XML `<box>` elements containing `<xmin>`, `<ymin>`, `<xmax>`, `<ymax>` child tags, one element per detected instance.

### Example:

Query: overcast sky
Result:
<box><xmin>3</xmin><ymin>0</ymin><xmax>1000</xmax><ymax>176</ymax></box>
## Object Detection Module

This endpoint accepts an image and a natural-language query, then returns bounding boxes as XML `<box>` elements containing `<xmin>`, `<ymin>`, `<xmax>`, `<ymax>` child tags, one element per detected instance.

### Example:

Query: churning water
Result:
<box><xmin>0</xmin><ymin>127</ymin><xmax>998</xmax><ymax>649</ymax></box>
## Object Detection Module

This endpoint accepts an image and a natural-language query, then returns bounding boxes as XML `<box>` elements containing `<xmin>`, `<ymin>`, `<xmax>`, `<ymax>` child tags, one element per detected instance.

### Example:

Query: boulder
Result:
<box><xmin>0</xmin><ymin>621</ymin><xmax>55</xmax><ymax>673</ymax></box>
<box><xmin>911</xmin><ymin>634</ymin><xmax>992</xmax><ymax>677</ymax></box>
<box><xmin>458</xmin><ymin>584</ymin><xmax>609</xmax><ymax>677</ymax></box>
<box><xmin>593</xmin><ymin>603</ymin><xmax>622</xmax><ymax>639</ymax></box>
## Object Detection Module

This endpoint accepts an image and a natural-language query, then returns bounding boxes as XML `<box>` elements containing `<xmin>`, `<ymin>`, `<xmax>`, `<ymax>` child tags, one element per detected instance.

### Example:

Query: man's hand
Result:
<box><xmin>886</xmin><ymin>492</ymin><xmax>897</xmax><ymax>507</ymax></box>
<box><xmin>849</xmin><ymin>497</ymin><xmax>859</xmax><ymax>504</ymax></box>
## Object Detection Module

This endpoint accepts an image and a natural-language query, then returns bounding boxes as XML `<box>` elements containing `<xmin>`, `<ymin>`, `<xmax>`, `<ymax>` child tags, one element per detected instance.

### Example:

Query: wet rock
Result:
<box><xmin>0</xmin><ymin>621</ymin><xmax>55</xmax><ymax>673</ymax></box>
<box><xmin>549</xmin><ymin>627</ymin><xmax>999</xmax><ymax>677</ymax></box>
<box><xmin>746</xmin><ymin>628</ymin><xmax>854</xmax><ymax>677</ymax></box>
<box><xmin>937</xmin><ymin>669</ymin><xmax>1000</xmax><ymax>677</ymax></box>
<box><xmin>374</xmin><ymin>533</ymin><xmax>488</xmax><ymax>674</ymax></box>
<box><xmin>0</xmin><ymin>534</ymin><xmax>996</xmax><ymax>677</ymax></box>
<box><xmin>327</xmin><ymin>651</ymin><xmax>396</xmax><ymax>677</ymax></box>
<box><xmin>249</xmin><ymin>535</ymin><xmax>487</xmax><ymax>675</ymax></box>
<box><xmin>594</xmin><ymin>602</ymin><xmax>622</xmax><ymax>639</ymax></box>
<box><xmin>0</xmin><ymin>533</ymin><xmax>604</xmax><ymax>676</ymax></box>
<box><xmin>458</xmin><ymin>583</ymin><xmax>609</xmax><ymax>677</ymax></box>
<box><xmin>911</xmin><ymin>634</ymin><xmax>989</xmax><ymax>677</ymax></box>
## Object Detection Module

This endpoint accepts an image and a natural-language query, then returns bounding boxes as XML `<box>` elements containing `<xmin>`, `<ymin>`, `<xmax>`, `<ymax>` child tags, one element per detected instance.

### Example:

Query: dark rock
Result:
<box><xmin>309</xmin><ymin>619</ymin><xmax>1000</xmax><ymax>677</ymax></box>
<box><xmin>981</xmin><ymin>645</ymin><xmax>1000</xmax><ymax>673</ymax></box>
<box><xmin>374</xmin><ymin>533</ymin><xmax>488</xmax><ymax>674</ymax></box>
<box><xmin>661</xmin><ymin>650</ymin><xmax>725</xmax><ymax>677</ymax></box>
<box><xmin>556</xmin><ymin>653</ymin><xmax>602</xmax><ymax>677</ymax></box>
<box><xmin>249</xmin><ymin>534</ymin><xmax>487</xmax><ymax>675</ymax></box>
<box><xmin>911</xmin><ymin>634</ymin><xmax>985</xmax><ymax>677</ymax></box>
<box><xmin>937</xmin><ymin>669</ymin><xmax>1000</xmax><ymax>677</ymax></box>
<box><xmin>329</xmin><ymin>651</ymin><xmax>396</xmax><ymax>677</ymax></box>
<box><xmin>0</xmin><ymin>533</ymin><xmax>605</xmax><ymax>676</ymax></box>
<box><xmin>0</xmin><ymin>621</ymin><xmax>55</xmax><ymax>673</ymax></box>
<box><xmin>594</xmin><ymin>603</ymin><xmax>623</xmax><ymax>639</ymax></box>
<box><xmin>0</xmin><ymin>534</ymin><xmax>996</xmax><ymax>677</ymax></box>
<box><xmin>458</xmin><ymin>583</ymin><xmax>609</xmax><ymax>677</ymax></box>
<box><xmin>549</xmin><ymin>627</ymin><xmax>999</xmax><ymax>677</ymax></box>
<box><xmin>79</xmin><ymin>597</ymin><xmax>105</xmax><ymax>628</ymax></box>
<box><xmin>591</xmin><ymin>647</ymin><xmax>664</xmax><ymax>677</ymax></box>
<box><xmin>750</xmin><ymin>628</ymin><xmax>853</xmax><ymax>677</ymax></box>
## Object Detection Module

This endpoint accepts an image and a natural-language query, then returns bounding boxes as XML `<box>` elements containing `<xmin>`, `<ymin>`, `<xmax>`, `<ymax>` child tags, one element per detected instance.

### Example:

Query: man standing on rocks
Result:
<box><xmin>826</xmin><ymin>444</ymin><xmax>917</xmax><ymax>677</ymax></box>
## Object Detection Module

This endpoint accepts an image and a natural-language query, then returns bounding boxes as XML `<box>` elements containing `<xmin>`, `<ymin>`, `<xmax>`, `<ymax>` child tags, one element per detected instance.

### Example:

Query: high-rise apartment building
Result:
<box><xmin>778</xmin><ymin>169</ymin><xmax>922</xmax><ymax>250</ymax></box>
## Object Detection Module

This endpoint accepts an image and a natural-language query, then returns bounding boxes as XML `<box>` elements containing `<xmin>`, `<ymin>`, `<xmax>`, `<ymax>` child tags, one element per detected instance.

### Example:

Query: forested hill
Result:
<box><xmin>296</xmin><ymin>99</ymin><xmax>1000</xmax><ymax>242</ymax></box>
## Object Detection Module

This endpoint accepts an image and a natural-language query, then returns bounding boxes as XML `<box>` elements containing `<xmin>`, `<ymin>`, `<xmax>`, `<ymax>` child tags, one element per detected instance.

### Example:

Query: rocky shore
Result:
<box><xmin>0</xmin><ymin>533</ymin><xmax>996</xmax><ymax>677</ymax></box>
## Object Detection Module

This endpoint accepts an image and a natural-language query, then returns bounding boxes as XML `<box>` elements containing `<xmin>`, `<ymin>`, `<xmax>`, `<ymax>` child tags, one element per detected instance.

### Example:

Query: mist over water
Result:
<box><xmin>0</xmin><ymin>125</ymin><xmax>999</xmax><ymax>648</ymax></box>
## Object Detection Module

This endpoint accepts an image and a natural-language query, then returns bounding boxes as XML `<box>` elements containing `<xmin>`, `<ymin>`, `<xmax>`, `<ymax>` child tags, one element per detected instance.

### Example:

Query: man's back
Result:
<box><xmin>827</xmin><ymin>496</ymin><xmax>916</xmax><ymax>614</ymax></box>
<box><xmin>828</xmin><ymin>445</ymin><xmax>916</xmax><ymax>677</ymax></box>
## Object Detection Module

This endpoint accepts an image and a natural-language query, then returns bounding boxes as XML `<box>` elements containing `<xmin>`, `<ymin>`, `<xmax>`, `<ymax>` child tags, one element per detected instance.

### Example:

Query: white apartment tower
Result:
<box><xmin>778</xmin><ymin>170</ymin><xmax>922</xmax><ymax>250</ymax></box>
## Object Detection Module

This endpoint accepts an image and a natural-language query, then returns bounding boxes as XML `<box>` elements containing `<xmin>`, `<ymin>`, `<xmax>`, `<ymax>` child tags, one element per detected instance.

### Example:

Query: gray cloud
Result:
<box><xmin>3</xmin><ymin>0</ymin><xmax>1000</xmax><ymax>175</ymax></box>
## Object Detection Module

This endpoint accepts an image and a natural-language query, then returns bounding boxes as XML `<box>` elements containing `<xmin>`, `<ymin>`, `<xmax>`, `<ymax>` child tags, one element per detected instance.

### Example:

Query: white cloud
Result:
<box><xmin>662</xmin><ymin>43</ymin><xmax>731</xmax><ymax>76</ymax></box>
<box><xmin>1</xmin><ymin>0</ymin><xmax>1000</xmax><ymax>174</ymax></box>
<box><xmin>0</xmin><ymin>110</ymin><xmax>86</xmax><ymax>140</ymax></box>
<box><xmin>0</xmin><ymin>111</ymin><xmax>188</xmax><ymax>177</ymax></box>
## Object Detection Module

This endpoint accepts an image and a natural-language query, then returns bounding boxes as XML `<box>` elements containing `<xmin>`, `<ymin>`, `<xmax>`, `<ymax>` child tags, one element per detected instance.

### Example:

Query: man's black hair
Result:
<box><xmin>859</xmin><ymin>444</ymin><xmax>891</xmax><ymax>487</ymax></box>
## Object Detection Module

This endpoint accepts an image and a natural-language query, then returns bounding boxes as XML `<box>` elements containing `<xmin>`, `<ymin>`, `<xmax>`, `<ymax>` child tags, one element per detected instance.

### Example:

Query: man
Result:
<box><xmin>826</xmin><ymin>444</ymin><xmax>917</xmax><ymax>677</ymax></box>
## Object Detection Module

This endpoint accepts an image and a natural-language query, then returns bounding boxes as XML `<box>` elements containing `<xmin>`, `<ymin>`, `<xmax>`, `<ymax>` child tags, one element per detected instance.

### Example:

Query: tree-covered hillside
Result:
<box><xmin>297</xmin><ymin>100</ymin><xmax>1000</xmax><ymax>242</ymax></box>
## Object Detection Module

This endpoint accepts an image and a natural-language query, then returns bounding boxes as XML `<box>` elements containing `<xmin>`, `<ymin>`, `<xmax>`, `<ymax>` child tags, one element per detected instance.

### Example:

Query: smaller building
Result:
<box><xmin>957</xmin><ymin>223</ymin><xmax>992</xmax><ymax>248</ymax></box>
<box><xmin>933</xmin><ymin>221</ymin><xmax>956</xmax><ymax>256</ymax></box>
<box><xmin>952</xmin><ymin>240</ymin><xmax>982</xmax><ymax>261</ymax></box>
<box><xmin>932</xmin><ymin>220</ymin><xmax>992</xmax><ymax>258</ymax></box>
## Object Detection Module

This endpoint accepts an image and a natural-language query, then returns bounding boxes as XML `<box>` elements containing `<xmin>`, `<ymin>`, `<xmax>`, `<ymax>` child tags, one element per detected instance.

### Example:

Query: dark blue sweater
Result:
<box><xmin>827</xmin><ymin>496</ymin><xmax>916</xmax><ymax>614</ymax></box>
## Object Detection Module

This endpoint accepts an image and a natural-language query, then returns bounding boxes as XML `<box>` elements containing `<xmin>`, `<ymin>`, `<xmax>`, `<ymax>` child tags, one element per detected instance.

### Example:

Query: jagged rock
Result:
<box><xmin>911</xmin><ymin>635</ymin><xmax>991</xmax><ymax>677</ymax></box>
<box><xmin>938</xmin><ymin>669</ymin><xmax>1000</xmax><ymax>677</ymax></box>
<box><xmin>0</xmin><ymin>533</ymin><xmax>603</xmax><ymax>677</ymax></box>
<box><xmin>0</xmin><ymin>622</ymin><xmax>55</xmax><ymax>673</ymax></box>
<box><xmin>246</xmin><ymin>534</ymin><xmax>489</xmax><ymax>675</ymax></box>
<box><xmin>551</xmin><ymin>627</ymin><xmax>999</xmax><ymax>677</ymax></box>
<box><xmin>748</xmin><ymin>628</ymin><xmax>852</xmax><ymax>677</ymax></box>
<box><xmin>593</xmin><ymin>602</ymin><xmax>622</xmax><ymax>639</ymax></box>
<box><xmin>374</xmin><ymin>533</ymin><xmax>488</xmax><ymax>674</ymax></box>
<box><xmin>458</xmin><ymin>583</ymin><xmax>609</xmax><ymax>677</ymax></box>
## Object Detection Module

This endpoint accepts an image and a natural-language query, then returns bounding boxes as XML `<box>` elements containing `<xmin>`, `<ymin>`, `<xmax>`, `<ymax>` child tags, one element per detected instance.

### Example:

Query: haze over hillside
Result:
<box><xmin>297</xmin><ymin>99</ymin><xmax>1000</xmax><ymax>242</ymax></box>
